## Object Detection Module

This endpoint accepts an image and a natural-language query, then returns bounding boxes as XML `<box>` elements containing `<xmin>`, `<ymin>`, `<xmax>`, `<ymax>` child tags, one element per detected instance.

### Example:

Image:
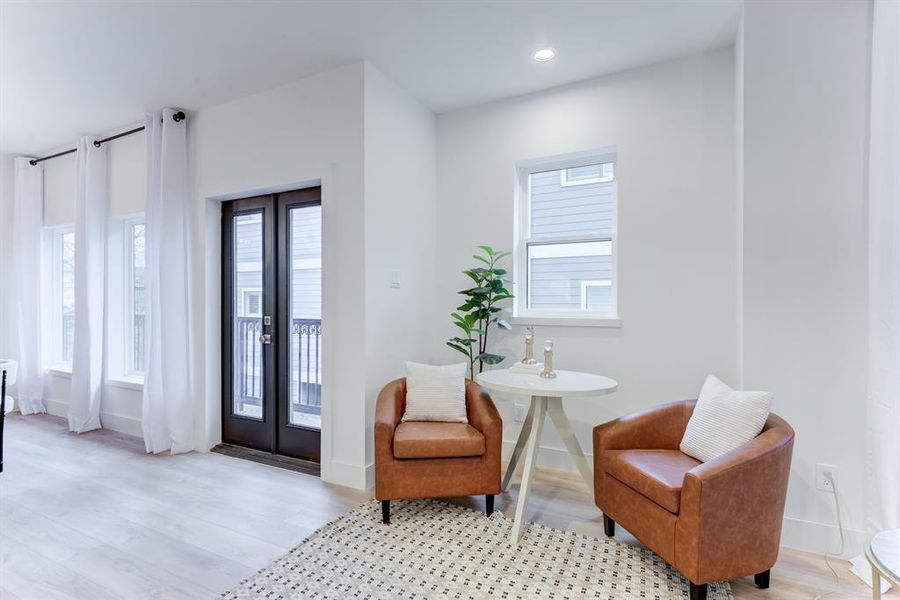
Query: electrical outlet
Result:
<box><xmin>514</xmin><ymin>404</ymin><xmax>527</xmax><ymax>422</ymax></box>
<box><xmin>816</xmin><ymin>463</ymin><xmax>839</xmax><ymax>493</ymax></box>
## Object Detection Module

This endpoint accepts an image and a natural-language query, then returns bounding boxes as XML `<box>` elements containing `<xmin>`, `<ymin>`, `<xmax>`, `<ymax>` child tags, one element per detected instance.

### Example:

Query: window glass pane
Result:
<box><xmin>289</xmin><ymin>204</ymin><xmax>322</xmax><ymax>430</ymax></box>
<box><xmin>233</xmin><ymin>212</ymin><xmax>264</xmax><ymax>419</ymax></box>
<box><xmin>61</xmin><ymin>231</ymin><xmax>75</xmax><ymax>363</ymax></box>
<box><xmin>527</xmin><ymin>241</ymin><xmax>612</xmax><ymax>311</ymax></box>
<box><xmin>529</xmin><ymin>164</ymin><xmax>614</xmax><ymax>237</ymax></box>
<box><xmin>564</xmin><ymin>162</ymin><xmax>614</xmax><ymax>183</ymax></box>
<box><xmin>132</xmin><ymin>223</ymin><xmax>145</xmax><ymax>373</ymax></box>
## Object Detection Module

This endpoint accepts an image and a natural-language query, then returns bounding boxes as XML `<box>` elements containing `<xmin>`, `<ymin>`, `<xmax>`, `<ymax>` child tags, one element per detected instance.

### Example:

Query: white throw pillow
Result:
<box><xmin>402</xmin><ymin>362</ymin><xmax>468</xmax><ymax>423</ymax></box>
<box><xmin>679</xmin><ymin>375</ymin><xmax>773</xmax><ymax>463</ymax></box>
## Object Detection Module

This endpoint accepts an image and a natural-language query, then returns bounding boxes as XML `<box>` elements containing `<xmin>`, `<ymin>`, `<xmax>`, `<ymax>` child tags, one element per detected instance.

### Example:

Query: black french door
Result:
<box><xmin>222</xmin><ymin>187</ymin><xmax>322</xmax><ymax>462</ymax></box>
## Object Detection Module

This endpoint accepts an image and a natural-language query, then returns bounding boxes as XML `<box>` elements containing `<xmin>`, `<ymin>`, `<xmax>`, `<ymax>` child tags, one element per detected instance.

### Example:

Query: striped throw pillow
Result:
<box><xmin>402</xmin><ymin>362</ymin><xmax>468</xmax><ymax>423</ymax></box>
<box><xmin>680</xmin><ymin>375</ymin><xmax>773</xmax><ymax>463</ymax></box>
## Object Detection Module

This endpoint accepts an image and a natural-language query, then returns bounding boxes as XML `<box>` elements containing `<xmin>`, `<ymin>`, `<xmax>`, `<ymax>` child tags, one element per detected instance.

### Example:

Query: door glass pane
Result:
<box><xmin>288</xmin><ymin>204</ymin><xmax>322</xmax><ymax>429</ymax></box>
<box><xmin>233</xmin><ymin>212</ymin><xmax>264</xmax><ymax>419</ymax></box>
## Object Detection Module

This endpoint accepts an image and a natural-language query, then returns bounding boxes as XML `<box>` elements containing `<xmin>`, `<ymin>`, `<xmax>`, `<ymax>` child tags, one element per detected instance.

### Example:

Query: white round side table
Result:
<box><xmin>476</xmin><ymin>369</ymin><xmax>618</xmax><ymax>545</ymax></box>
<box><xmin>866</xmin><ymin>529</ymin><xmax>899</xmax><ymax>599</ymax></box>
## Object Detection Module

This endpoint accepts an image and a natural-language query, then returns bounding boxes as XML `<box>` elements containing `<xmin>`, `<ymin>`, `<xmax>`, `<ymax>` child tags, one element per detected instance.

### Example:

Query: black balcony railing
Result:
<box><xmin>291</xmin><ymin>318</ymin><xmax>322</xmax><ymax>412</ymax></box>
<box><xmin>235</xmin><ymin>317</ymin><xmax>322</xmax><ymax>414</ymax></box>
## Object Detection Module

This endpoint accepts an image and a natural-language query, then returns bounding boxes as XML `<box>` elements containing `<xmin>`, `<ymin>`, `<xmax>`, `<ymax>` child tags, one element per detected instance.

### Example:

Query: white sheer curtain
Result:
<box><xmin>68</xmin><ymin>137</ymin><xmax>108</xmax><ymax>433</ymax></box>
<box><xmin>12</xmin><ymin>157</ymin><xmax>45</xmax><ymax>414</ymax></box>
<box><xmin>142</xmin><ymin>109</ymin><xmax>195</xmax><ymax>454</ymax></box>
<box><xmin>867</xmin><ymin>0</ymin><xmax>900</xmax><ymax>533</ymax></box>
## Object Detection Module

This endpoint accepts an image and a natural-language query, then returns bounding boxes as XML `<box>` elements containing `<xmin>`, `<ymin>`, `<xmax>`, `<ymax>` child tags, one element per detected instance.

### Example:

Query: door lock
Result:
<box><xmin>259</xmin><ymin>333</ymin><xmax>272</xmax><ymax>345</ymax></box>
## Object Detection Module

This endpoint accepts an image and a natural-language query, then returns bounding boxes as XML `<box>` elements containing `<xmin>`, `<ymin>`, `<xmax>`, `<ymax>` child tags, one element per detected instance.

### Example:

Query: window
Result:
<box><xmin>514</xmin><ymin>149</ymin><xmax>618</xmax><ymax>324</ymax></box>
<box><xmin>126</xmin><ymin>221</ymin><xmax>146</xmax><ymax>374</ymax></box>
<box><xmin>60</xmin><ymin>230</ymin><xmax>76</xmax><ymax>364</ymax></box>
<box><xmin>45</xmin><ymin>226</ymin><xmax>75</xmax><ymax>369</ymax></box>
<box><xmin>242</xmin><ymin>289</ymin><xmax>262</xmax><ymax>317</ymax></box>
<box><xmin>560</xmin><ymin>162</ymin><xmax>614</xmax><ymax>186</ymax></box>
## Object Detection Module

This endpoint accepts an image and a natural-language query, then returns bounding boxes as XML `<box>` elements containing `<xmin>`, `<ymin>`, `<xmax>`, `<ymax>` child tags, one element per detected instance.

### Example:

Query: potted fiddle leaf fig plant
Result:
<box><xmin>446</xmin><ymin>245</ymin><xmax>514</xmax><ymax>379</ymax></box>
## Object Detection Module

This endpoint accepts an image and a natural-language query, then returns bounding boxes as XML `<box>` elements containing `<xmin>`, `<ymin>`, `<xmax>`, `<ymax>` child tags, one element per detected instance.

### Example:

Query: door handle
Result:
<box><xmin>259</xmin><ymin>333</ymin><xmax>272</xmax><ymax>345</ymax></box>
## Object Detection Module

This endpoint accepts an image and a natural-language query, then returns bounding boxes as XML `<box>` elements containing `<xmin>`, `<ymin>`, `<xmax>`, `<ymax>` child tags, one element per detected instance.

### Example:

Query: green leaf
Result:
<box><xmin>477</xmin><ymin>353</ymin><xmax>506</xmax><ymax>365</ymax></box>
<box><xmin>473</xmin><ymin>254</ymin><xmax>491</xmax><ymax>266</ymax></box>
<box><xmin>491</xmin><ymin>268</ymin><xmax>507</xmax><ymax>276</ymax></box>
<box><xmin>463</xmin><ymin>270</ymin><xmax>481</xmax><ymax>284</ymax></box>
<box><xmin>463</xmin><ymin>287</ymin><xmax>490</xmax><ymax>295</ymax></box>
<box><xmin>477</xmin><ymin>245</ymin><xmax>495</xmax><ymax>256</ymax></box>
<box><xmin>446</xmin><ymin>342</ymin><xmax>471</xmax><ymax>356</ymax></box>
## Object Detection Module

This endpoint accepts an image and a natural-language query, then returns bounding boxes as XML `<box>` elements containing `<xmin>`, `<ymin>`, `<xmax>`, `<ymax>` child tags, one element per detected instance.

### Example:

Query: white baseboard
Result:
<box><xmin>45</xmin><ymin>398</ymin><xmax>143</xmax><ymax>438</ymax></box>
<box><xmin>322</xmin><ymin>458</ymin><xmax>372</xmax><ymax>491</ymax></box>
<box><xmin>780</xmin><ymin>516</ymin><xmax>866</xmax><ymax>559</ymax></box>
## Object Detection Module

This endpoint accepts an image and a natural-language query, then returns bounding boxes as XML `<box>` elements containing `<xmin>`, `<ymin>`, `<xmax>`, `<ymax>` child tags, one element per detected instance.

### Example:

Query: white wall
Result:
<box><xmin>434</xmin><ymin>49</ymin><xmax>738</xmax><ymax>470</ymax></box>
<box><xmin>190</xmin><ymin>62</ymin><xmax>367</xmax><ymax>486</ymax></box>
<box><xmin>740</xmin><ymin>0</ymin><xmax>871</xmax><ymax>556</ymax></box>
<box><xmin>362</xmin><ymin>64</ymin><xmax>438</xmax><ymax>481</ymax></box>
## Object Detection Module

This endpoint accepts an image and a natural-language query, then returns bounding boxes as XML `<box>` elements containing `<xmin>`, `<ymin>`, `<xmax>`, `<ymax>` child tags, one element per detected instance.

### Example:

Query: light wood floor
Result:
<box><xmin>0</xmin><ymin>413</ymin><xmax>878</xmax><ymax>599</ymax></box>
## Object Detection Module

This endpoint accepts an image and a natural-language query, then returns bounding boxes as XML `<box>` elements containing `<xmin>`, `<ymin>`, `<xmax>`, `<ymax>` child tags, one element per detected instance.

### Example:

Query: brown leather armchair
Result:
<box><xmin>374</xmin><ymin>378</ymin><xmax>502</xmax><ymax>524</ymax></box>
<box><xmin>593</xmin><ymin>400</ymin><xmax>794</xmax><ymax>600</ymax></box>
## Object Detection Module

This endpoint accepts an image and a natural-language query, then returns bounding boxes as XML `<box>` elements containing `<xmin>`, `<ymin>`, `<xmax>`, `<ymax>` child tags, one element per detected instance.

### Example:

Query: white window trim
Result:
<box><xmin>513</xmin><ymin>147</ymin><xmax>620</xmax><ymax>326</ymax></box>
<box><xmin>580</xmin><ymin>279</ymin><xmax>613</xmax><ymax>310</ymax></box>
<box><xmin>242</xmin><ymin>287</ymin><xmax>263</xmax><ymax>318</ymax></box>
<box><xmin>559</xmin><ymin>164</ymin><xmax>614</xmax><ymax>187</ymax></box>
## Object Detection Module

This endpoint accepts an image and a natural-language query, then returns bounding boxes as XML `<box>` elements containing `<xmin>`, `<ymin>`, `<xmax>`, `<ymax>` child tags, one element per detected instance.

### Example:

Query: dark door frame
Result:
<box><xmin>276</xmin><ymin>188</ymin><xmax>322</xmax><ymax>462</ymax></box>
<box><xmin>221</xmin><ymin>187</ymin><xmax>322</xmax><ymax>462</ymax></box>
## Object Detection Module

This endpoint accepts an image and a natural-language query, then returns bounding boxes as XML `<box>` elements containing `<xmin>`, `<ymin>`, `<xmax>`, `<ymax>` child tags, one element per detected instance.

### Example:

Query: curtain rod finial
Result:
<box><xmin>29</xmin><ymin>159</ymin><xmax>36</xmax><ymax>166</ymax></box>
<box><xmin>173</xmin><ymin>111</ymin><xmax>185</xmax><ymax>122</ymax></box>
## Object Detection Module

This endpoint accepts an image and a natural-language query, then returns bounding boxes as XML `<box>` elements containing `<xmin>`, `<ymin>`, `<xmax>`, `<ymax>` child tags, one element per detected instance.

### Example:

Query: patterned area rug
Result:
<box><xmin>223</xmin><ymin>500</ymin><xmax>733</xmax><ymax>599</ymax></box>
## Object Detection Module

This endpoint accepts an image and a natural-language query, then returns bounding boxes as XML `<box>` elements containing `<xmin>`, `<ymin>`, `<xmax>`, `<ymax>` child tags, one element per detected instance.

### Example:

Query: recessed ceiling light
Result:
<box><xmin>533</xmin><ymin>48</ymin><xmax>555</xmax><ymax>62</ymax></box>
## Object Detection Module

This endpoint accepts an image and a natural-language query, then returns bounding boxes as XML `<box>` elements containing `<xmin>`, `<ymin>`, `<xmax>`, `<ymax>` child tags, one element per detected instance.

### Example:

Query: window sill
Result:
<box><xmin>106</xmin><ymin>376</ymin><xmax>144</xmax><ymax>391</ymax></box>
<box><xmin>45</xmin><ymin>366</ymin><xmax>72</xmax><ymax>378</ymax></box>
<box><xmin>510</xmin><ymin>315</ymin><xmax>622</xmax><ymax>328</ymax></box>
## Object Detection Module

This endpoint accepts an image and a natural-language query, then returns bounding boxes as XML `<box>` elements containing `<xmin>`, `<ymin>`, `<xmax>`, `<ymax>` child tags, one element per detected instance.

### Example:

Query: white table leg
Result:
<box><xmin>510</xmin><ymin>396</ymin><xmax>546</xmax><ymax>546</ymax></box>
<box><xmin>547</xmin><ymin>396</ymin><xmax>593</xmax><ymax>489</ymax></box>
<box><xmin>502</xmin><ymin>398</ymin><xmax>536</xmax><ymax>491</ymax></box>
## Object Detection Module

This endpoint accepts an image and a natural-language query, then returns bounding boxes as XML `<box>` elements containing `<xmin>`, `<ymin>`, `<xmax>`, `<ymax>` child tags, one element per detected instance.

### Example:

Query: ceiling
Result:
<box><xmin>0</xmin><ymin>0</ymin><xmax>741</xmax><ymax>155</ymax></box>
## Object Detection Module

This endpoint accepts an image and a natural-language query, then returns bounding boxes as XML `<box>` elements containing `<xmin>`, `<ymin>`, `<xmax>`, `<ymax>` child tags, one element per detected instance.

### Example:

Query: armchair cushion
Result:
<box><xmin>680</xmin><ymin>375</ymin><xmax>773</xmax><ymax>462</ymax></box>
<box><xmin>393</xmin><ymin>422</ymin><xmax>485</xmax><ymax>459</ymax></box>
<box><xmin>402</xmin><ymin>362</ymin><xmax>468</xmax><ymax>423</ymax></box>
<box><xmin>605</xmin><ymin>449</ymin><xmax>700</xmax><ymax>513</ymax></box>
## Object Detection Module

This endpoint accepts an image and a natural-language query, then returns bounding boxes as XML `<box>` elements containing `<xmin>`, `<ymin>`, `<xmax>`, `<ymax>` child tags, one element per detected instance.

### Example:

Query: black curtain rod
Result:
<box><xmin>29</xmin><ymin>111</ymin><xmax>185</xmax><ymax>166</ymax></box>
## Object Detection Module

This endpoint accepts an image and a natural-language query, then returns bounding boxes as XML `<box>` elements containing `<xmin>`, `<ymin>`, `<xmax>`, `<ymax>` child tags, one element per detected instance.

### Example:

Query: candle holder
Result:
<box><xmin>540</xmin><ymin>340</ymin><xmax>557</xmax><ymax>379</ymax></box>
<box><xmin>522</xmin><ymin>327</ymin><xmax>536</xmax><ymax>365</ymax></box>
